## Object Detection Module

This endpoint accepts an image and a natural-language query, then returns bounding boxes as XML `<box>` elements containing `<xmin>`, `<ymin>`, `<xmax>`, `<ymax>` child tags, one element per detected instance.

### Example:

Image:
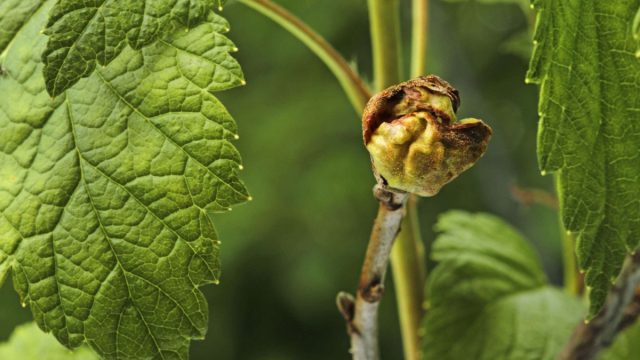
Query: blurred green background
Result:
<box><xmin>0</xmin><ymin>0</ymin><xmax>564</xmax><ymax>359</ymax></box>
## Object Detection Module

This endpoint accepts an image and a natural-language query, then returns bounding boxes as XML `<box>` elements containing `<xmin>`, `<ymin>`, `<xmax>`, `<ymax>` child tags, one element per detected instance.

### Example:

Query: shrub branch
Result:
<box><xmin>338</xmin><ymin>182</ymin><xmax>408</xmax><ymax>360</ymax></box>
<box><xmin>559</xmin><ymin>252</ymin><xmax>640</xmax><ymax>360</ymax></box>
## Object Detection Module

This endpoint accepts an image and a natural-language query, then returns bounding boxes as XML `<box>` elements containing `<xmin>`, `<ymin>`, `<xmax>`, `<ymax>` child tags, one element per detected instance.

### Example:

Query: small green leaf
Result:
<box><xmin>0</xmin><ymin>323</ymin><xmax>98</xmax><ymax>360</ymax></box>
<box><xmin>42</xmin><ymin>0</ymin><xmax>221</xmax><ymax>96</ymax></box>
<box><xmin>421</xmin><ymin>211</ymin><xmax>583</xmax><ymax>360</ymax></box>
<box><xmin>1</xmin><ymin>0</ymin><xmax>247</xmax><ymax>358</ymax></box>
<box><xmin>526</xmin><ymin>0</ymin><xmax>640</xmax><ymax>318</ymax></box>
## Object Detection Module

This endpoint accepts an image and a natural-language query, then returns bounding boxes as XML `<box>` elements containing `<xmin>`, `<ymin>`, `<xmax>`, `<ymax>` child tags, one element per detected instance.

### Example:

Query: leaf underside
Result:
<box><xmin>1</xmin><ymin>1</ymin><xmax>247</xmax><ymax>358</ymax></box>
<box><xmin>421</xmin><ymin>211</ymin><xmax>583</xmax><ymax>360</ymax></box>
<box><xmin>42</xmin><ymin>0</ymin><xmax>228</xmax><ymax>96</ymax></box>
<box><xmin>527</xmin><ymin>0</ymin><xmax>640</xmax><ymax>318</ymax></box>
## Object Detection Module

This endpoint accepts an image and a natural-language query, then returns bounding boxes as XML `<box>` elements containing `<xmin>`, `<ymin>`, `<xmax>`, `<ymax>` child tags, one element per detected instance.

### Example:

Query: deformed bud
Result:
<box><xmin>363</xmin><ymin>75</ymin><xmax>492</xmax><ymax>197</ymax></box>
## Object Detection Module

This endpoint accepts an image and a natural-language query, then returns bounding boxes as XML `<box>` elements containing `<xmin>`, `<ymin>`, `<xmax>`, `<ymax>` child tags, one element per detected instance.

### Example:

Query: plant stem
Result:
<box><xmin>241</xmin><ymin>2</ymin><xmax>428</xmax><ymax>358</ymax></box>
<box><xmin>561</xmin><ymin>227</ymin><xmax>578</xmax><ymax>294</ymax></box>
<box><xmin>410</xmin><ymin>0</ymin><xmax>429</xmax><ymax>78</ymax></box>
<box><xmin>390</xmin><ymin>195</ymin><xmax>426</xmax><ymax>360</ymax></box>
<box><xmin>390</xmin><ymin>2</ymin><xmax>431</xmax><ymax>359</ymax></box>
<box><xmin>338</xmin><ymin>185</ymin><xmax>408</xmax><ymax>360</ymax></box>
<box><xmin>367</xmin><ymin>0</ymin><xmax>403</xmax><ymax>89</ymax></box>
<box><xmin>239</xmin><ymin>0</ymin><xmax>371</xmax><ymax>113</ymax></box>
<box><xmin>344</xmin><ymin>0</ymin><xmax>405</xmax><ymax>358</ymax></box>
<box><xmin>559</xmin><ymin>252</ymin><xmax>640</xmax><ymax>360</ymax></box>
<box><xmin>555</xmin><ymin>173</ymin><xmax>579</xmax><ymax>295</ymax></box>
<box><xmin>339</xmin><ymin>0</ymin><xmax>429</xmax><ymax>357</ymax></box>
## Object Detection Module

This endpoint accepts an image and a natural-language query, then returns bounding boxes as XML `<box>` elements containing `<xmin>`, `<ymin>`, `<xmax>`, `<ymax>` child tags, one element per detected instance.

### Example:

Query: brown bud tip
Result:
<box><xmin>363</xmin><ymin>75</ymin><xmax>460</xmax><ymax>143</ymax></box>
<box><xmin>363</xmin><ymin>75</ymin><xmax>492</xmax><ymax>197</ymax></box>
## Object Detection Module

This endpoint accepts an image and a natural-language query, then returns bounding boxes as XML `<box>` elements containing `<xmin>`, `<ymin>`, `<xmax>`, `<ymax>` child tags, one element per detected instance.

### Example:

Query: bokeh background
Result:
<box><xmin>0</xmin><ymin>0</ymin><xmax>564</xmax><ymax>358</ymax></box>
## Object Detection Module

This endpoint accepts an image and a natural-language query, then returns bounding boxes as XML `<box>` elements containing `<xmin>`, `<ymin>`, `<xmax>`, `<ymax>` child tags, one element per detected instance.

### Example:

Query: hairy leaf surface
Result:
<box><xmin>0</xmin><ymin>323</ymin><xmax>98</xmax><ymax>360</ymax></box>
<box><xmin>0</xmin><ymin>1</ymin><xmax>247</xmax><ymax>358</ymax></box>
<box><xmin>42</xmin><ymin>0</ymin><xmax>232</xmax><ymax>95</ymax></box>
<box><xmin>526</xmin><ymin>0</ymin><xmax>640</xmax><ymax>318</ymax></box>
<box><xmin>421</xmin><ymin>211</ymin><xmax>583</xmax><ymax>360</ymax></box>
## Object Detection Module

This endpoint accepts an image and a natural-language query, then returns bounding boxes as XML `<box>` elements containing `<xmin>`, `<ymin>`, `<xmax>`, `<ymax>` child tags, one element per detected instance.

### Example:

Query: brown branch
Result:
<box><xmin>558</xmin><ymin>252</ymin><xmax>640</xmax><ymax>360</ymax></box>
<box><xmin>337</xmin><ymin>183</ymin><xmax>408</xmax><ymax>360</ymax></box>
<box><xmin>616</xmin><ymin>287</ymin><xmax>640</xmax><ymax>332</ymax></box>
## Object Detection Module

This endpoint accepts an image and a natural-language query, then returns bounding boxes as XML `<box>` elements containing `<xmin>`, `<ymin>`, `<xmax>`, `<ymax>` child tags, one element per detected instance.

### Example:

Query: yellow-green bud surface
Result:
<box><xmin>363</xmin><ymin>76</ymin><xmax>492</xmax><ymax>196</ymax></box>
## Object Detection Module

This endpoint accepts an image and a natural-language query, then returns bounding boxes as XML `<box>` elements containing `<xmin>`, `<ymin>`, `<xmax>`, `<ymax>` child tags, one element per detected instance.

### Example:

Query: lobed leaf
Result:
<box><xmin>526</xmin><ymin>0</ymin><xmax>640</xmax><ymax>318</ymax></box>
<box><xmin>1</xmin><ymin>1</ymin><xmax>247</xmax><ymax>358</ymax></box>
<box><xmin>42</xmin><ymin>0</ymin><xmax>226</xmax><ymax>96</ymax></box>
<box><xmin>421</xmin><ymin>211</ymin><xmax>583</xmax><ymax>360</ymax></box>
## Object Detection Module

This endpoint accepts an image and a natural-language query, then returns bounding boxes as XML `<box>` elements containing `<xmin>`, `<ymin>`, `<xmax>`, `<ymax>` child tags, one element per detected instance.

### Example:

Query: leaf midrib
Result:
<box><xmin>93</xmin><ymin>69</ymin><xmax>246</xmax><ymax>200</ymax></box>
<box><xmin>67</xmin><ymin>99</ymin><xmax>167</xmax><ymax>360</ymax></box>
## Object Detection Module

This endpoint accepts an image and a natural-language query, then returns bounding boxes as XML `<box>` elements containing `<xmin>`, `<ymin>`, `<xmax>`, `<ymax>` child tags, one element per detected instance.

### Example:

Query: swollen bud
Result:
<box><xmin>363</xmin><ymin>75</ymin><xmax>492</xmax><ymax>197</ymax></box>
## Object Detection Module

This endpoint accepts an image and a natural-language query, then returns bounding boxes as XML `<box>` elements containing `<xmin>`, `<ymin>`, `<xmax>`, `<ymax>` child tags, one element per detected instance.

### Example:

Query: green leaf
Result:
<box><xmin>421</xmin><ymin>211</ymin><xmax>583</xmax><ymax>360</ymax></box>
<box><xmin>526</xmin><ymin>0</ymin><xmax>640</xmax><ymax>318</ymax></box>
<box><xmin>599</xmin><ymin>321</ymin><xmax>640</xmax><ymax>360</ymax></box>
<box><xmin>1</xmin><ymin>0</ymin><xmax>247</xmax><ymax>358</ymax></box>
<box><xmin>42</xmin><ymin>0</ymin><xmax>225</xmax><ymax>96</ymax></box>
<box><xmin>0</xmin><ymin>322</ymin><xmax>98</xmax><ymax>360</ymax></box>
